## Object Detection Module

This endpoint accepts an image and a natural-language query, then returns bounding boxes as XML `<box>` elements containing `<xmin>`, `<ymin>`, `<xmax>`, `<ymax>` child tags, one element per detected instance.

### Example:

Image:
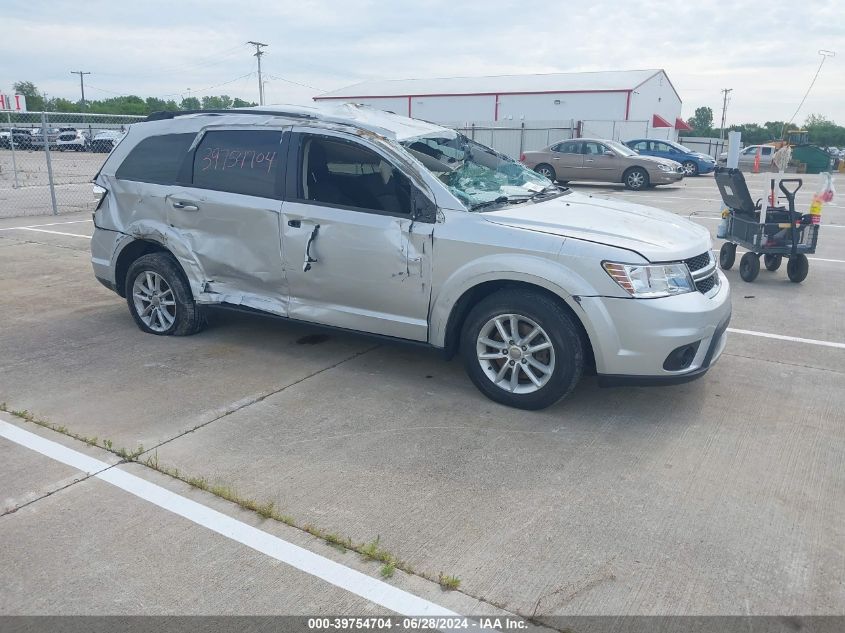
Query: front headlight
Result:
<box><xmin>658</xmin><ymin>163</ymin><xmax>672</xmax><ymax>172</ymax></box>
<box><xmin>602</xmin><ymin>261</ymin><xmax>694</xmax><ymax>298</ymax></box>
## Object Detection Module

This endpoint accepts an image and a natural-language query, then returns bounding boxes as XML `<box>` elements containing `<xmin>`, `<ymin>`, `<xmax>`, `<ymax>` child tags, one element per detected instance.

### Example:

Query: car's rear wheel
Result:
<box><xmin>460</xmin><ymin>289</ymin><xmax>583</xmax><ymax>410</ymax></box>
<box><xmin>682</xmin><ymin>160</ymin><xmax>699</xmax><ymax>176</ymax></box>
<box><xmin>125</xmin><ymin>253</ymin><xmax>206</xmax><ymax>336</ymax></box>
<box><xmin>534</xmin><ymin>163</ymin><xmax>556</xmax><ymax>181</ymax></box>
<box><xmin>623</xmin><ymin>167</ymin><xmax>649</xmax><ymax>190</ymax></box>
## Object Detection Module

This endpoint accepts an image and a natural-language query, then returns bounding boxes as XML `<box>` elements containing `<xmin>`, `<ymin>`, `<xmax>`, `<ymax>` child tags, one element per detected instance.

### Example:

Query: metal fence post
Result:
<box><xmin>471</xmin><ymin>123</ymin><xmax>475</xmax><ymax>141</ymax></box>
<box><xmin>518</xmin><ymin>122</ymin><xmax>525</xmax><ymax>156</ymax></box>
<box><xmin>41</xmin><ymin>112</ymin><xmax>59</xmax><ymax>215</ymax></box>
<box><xmin>7</xmin><ymin>111</ymin><xmax>20</xmax><ymax>188</ymax></box>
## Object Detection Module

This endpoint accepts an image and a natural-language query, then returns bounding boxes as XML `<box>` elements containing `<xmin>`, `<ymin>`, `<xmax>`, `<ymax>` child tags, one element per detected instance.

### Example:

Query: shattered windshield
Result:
<box><xmin>401</xmin><ymin>133</ymin><xmax>562</xmax><ymax>210</ymax></box>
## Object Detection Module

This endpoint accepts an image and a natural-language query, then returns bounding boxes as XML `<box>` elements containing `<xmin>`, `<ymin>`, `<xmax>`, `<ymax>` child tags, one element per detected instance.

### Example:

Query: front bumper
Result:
<box><xmin>576</xmin><ymin>270</ymin><xmax>731</xmax><ymax>385</ymax></box>
<box><xmin>698</xmin><ymin>162</ymin><xmax>717</xmax><ymax>174</ymax></box>
<box><xmin>651</xmin><ymin>170</ymin><xmax>685</xmax><ymax>184</ymax></box>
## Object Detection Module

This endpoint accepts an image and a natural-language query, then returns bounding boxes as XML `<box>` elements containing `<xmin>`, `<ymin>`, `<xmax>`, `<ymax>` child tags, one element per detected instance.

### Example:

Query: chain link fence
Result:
<box><xmin>446</xmin><ymin>120</ymin><xmax>576</xmax><ymax>159</ymax></box>
<box><xmin>1</xmin><ymin>111</ymin><xmax>145</xmax><ymax>218</ymax></box>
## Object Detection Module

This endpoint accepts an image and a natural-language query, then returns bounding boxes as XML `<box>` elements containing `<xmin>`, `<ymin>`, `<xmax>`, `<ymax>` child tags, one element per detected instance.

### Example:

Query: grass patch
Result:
<box><xmin>380</xmin><ymin>561</ymin><xmax>395</xmax><ymax>578</ymax></box>
<box><xmin>438</xmin><ymin>573</ymin><xmax>461</xmax><ymax>591</ymax></box>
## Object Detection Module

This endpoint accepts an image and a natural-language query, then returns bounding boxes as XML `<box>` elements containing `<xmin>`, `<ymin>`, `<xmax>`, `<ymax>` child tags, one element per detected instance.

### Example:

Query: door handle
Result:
<box><xmin>584</xmin><ymin>159</ymin><xmax>595</xmax><ymax>163</ymax></box>
<box><xmin>303</xmin><ymin>224</ymin><xmax>320</xmax><ymax>272</ymax></box>
<box><xmin>552</xmin><ymin>157</ymin><xmax>560</xmax><ymax>160</ymax></box>
<box><xmin>287</xmin><ymin>219</ymin><xmax>301</xmax><ymax>228</ymax></box>
<box><xmin>171</xmin><ymin>201</ymin><xmax>199</xmax><ymax>211</ymax></box>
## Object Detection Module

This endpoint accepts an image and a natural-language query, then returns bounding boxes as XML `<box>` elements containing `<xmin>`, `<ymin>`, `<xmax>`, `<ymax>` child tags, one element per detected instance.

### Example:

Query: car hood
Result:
<box><xmin>483</xmin><ymin>192</ymin><xmax>711</xmax><ymax>261</ymax></box>
<box><xmin>691</xmin><ymin>152</ymin><xmax>715</xmax><ymax>162</ymax></box>
<box><xmin>634</xmin><ymin>155</ymin><xmax>681</xmax><ymax>169</ymax></box>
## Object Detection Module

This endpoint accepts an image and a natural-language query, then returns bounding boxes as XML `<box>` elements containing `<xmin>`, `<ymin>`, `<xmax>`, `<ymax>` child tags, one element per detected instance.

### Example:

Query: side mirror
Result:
<box><xmin>412</xmin><ymin>189</ymin><xmax>437</xmax><ymax>223</ymax></box>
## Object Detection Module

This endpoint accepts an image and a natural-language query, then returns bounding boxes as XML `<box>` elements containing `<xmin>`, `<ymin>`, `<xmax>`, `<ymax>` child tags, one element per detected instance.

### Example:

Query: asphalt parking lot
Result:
<box><xmin>1</xmin><ymin>173</ymin><xmax>843</xmax><ymax>626</ymax></box>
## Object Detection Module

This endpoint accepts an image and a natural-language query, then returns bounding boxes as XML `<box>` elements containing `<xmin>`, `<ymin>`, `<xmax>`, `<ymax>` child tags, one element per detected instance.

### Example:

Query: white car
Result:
<box><xmin>91</xmin><ymin>130</ymin><xmax>126</xmax><ymax>153</ymax></box>
<box><xmin>718</xmin><ymin>144</ymin><xmax>776</xmax><ymax>169</ymax></box>
<box><xmin>90</xmin><ymin>104</ymin><xmax>731</xmax><ymax>410</ymax></box>
<box><xmin>56</xmin><ymin>130</ymin><xmax>89</xmax><ymax>152</ymax></box>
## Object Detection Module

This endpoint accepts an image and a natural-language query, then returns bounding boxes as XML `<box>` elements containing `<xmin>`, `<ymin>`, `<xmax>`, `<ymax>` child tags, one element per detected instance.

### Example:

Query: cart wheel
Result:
<box><xmin>739</xmin><ymin>252</ymin><xmax>760</xmax><ymax>282</ymax></box>
<box><xmin>786</xmin><ymin>254</ymin><xmax>809</xmax><ymax>283</ymax></box>
<box><xmin>719</xmin><ymin>243</ymin><xmax>736</xmax><ymax>270</ymax></box>
<box><xmin>763</xmin><ymin>254</ymin><xmax>782</xmax><ymax>271</ymax></box>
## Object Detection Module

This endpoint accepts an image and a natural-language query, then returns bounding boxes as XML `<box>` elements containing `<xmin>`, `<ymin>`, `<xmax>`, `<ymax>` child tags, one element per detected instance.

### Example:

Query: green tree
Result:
<box><xmin>687</xmin><ymin>106</ymin><xmax>714</xmax><ymax>137</ymax></box>
<box><xmin>201</xmin><ymin>95</ymin><xmax>234</xmax><ymax>110</ymax></box>
<box><xmin>13</xmin><ymin>80</ymin><xmax>45</xmax><ymax>111</ymax></box>
<box><xmin>232</xmin><ymin>97</ymin><xmax>257</xmax><ymax>107</ymax></box>
<box><xmin>180</xmin><ymin>97</ymin><xmax>201</xmax><ymax>110</ymax></box>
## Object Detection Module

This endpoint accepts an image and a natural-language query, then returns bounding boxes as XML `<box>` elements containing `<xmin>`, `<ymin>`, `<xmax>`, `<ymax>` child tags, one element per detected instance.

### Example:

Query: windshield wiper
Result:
<box><xmin>470</xmin><ymin>196</ymin><xmax>510</xmax><ymax>211</ymax></box>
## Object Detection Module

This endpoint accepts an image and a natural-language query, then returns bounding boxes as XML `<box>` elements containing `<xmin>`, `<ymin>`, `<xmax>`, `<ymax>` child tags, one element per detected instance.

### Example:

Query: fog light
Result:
<box><xmin>663</xmin><ymin>342</ymin><xmax>701</xmax><ymax>371</ymax></box>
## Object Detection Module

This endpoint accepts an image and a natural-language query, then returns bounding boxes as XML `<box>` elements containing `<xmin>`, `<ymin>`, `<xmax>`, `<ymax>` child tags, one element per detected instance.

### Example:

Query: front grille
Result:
<box><xmin>685</xmin><ymin>252</ymin><xmax>711</xmax><ymax>272</ymax></box>
<box><xmin>696</xmin><ymin>275</ymin><xmax>716</xmax><ymax>294</ymax></box>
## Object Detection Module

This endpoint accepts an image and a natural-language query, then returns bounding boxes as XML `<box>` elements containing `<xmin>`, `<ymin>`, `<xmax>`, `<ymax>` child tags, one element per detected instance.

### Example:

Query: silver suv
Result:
<box><xmin>91</xmin><ymin>104</ymin><xmax>731</xmax><ymax>409</ymax></box>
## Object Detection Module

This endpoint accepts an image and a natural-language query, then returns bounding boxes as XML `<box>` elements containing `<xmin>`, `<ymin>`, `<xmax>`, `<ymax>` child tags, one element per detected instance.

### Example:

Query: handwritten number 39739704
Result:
<box><xmin>200</xmin><ymin>147</ymin><xmax>276</xmax><ymax>174</ymax></box>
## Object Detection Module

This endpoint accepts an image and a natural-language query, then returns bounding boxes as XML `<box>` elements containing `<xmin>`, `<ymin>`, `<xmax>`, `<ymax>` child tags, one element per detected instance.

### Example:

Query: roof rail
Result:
<box><xmin>145</xmin><ymin>109</ymin><xmax>319</xmax><ymax>122</ymax></box>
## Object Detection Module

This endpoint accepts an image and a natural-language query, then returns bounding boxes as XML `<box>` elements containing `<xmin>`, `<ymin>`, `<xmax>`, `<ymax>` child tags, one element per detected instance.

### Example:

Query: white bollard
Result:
<box><xmin>726</xmin><ymin>131</ymin><xmax>741</xmax><ymax>169</ymax></box>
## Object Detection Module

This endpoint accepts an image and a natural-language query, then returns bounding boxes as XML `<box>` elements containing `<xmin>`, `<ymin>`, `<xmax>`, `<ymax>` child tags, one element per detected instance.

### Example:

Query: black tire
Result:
<box><xmin>739</xmin><ymin>252</ymin><xmax>760</xmax><ymax>282</ymax></box>
<box><xmin>764</xmin><ymin>254</ymin><xmax>782</xmax><ymax>271</ymax></box>
<box><xmin>786</xmin><ymin>254</ymin><xmax>809</xmax><ymax>283</ymax></box>
<box><xmin>719</xmin><ymin>242</ymin><xmax>736</xmax><ymax>270</ymax></box>
<box><xmin>125</xmin><ymin>252</ymin><xmax>206</xmax><ymax>336</ymax></box>
<box><xmin>534</xmin><ymin>163</ymin><xmax>556</xmax><ymax>181</ymax></box>
<box><xmin>681</xmin><ymin>160</ymin><xmax>699</xmax><ymax>177</ymax></box>
<box><xmin>460</xmin><ymin>289</ymin><xmax>583</xmax><ymax>410</ymax></box>
<box><xmin>623</xmin><ymin>167</ymin><xmax>649</xmax><ymax>190</ymax></box>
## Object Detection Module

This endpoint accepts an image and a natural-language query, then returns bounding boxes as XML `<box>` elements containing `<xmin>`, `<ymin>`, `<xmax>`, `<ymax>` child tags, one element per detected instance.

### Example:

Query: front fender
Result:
<box><xmin>428</xmin><ymin>253</ymin><xmax>597</xmax><ymax>348</ymax></box>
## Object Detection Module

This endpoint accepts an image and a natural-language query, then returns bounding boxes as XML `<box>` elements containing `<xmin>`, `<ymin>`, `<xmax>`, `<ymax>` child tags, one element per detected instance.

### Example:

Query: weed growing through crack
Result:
<box><xmin>438</xmin><ymin>573</ymin><xmax>461</xmax><ymax>590</ymax></box>
<box><xmin>380</xmin><ymin>562</ymin><xmax>395</xmax><ymax>578</ymax></box>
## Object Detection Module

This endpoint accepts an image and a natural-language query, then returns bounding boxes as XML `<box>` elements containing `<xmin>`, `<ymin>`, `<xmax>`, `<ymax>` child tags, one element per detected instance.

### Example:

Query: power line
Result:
<box><xmin>782</xmin><ymin>49</ymin><xmax>835</xmax><ymax>136</ymax></box>
<box><xmin>247</xmin><ymin>41</ymin><xmax>268</xmax><ymax>105</ymax></box>
<box><xmin>264</xmin><ymin>72</ymin><xmax>324</xmax><ymax>92</ymax></box>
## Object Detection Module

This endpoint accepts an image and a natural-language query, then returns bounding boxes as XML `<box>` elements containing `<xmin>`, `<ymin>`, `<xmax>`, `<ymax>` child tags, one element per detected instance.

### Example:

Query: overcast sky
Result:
<box><xmin>3</xmin><ymin>0</ymin><xmax>843</xmax><ymax>124</ymax></box>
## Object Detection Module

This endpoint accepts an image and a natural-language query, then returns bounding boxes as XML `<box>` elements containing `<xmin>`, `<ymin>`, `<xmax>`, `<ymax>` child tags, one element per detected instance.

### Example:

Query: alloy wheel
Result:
<box><xmin>476</xmin><ymin>314</ymin><xmax>555</xmax><ymax>394</ymax></box>
<box><xmin>132</xmin><ymin>271</ymin><xmax>177</xmax><ymax>332</ymax></box>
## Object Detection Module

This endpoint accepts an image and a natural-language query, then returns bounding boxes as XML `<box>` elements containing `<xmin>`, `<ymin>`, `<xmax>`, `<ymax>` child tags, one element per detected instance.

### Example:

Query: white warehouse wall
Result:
<box><xmin>496</xmin><ymin>91</ymin><xmax>626</xmax><ymax>122</ymax></box>
<box><xmin>410</xmin><ymin>95</ymin><xmax>495</xmax><ymax>122</ymax></box>
<box><xmin>627</xmin><ymin>71</ymin><xmax>682</xmax><ymax>140</ymax></box>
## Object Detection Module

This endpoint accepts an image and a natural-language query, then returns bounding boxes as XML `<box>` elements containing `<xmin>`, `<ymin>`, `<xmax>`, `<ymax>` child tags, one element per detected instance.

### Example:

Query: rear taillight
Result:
<box><xmin>519</xmin><ymin>153</ymin><xmax>526</xmax><ymax>162</ymax></box>
<box><xmin>93</xmin><ymin>184</ymin><xmax>108</xmax><ymax>211</ymax></box>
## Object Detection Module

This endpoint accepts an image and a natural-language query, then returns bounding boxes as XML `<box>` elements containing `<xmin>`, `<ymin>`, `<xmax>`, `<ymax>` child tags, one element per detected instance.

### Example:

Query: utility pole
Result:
<box><xmin>247</xmin><ymin>41</ymin><xmax>268</xmax><ymax>105</ymax></box>
<box><xmin>719</xmin><ymin>88</ymin><xmax>732</xmax><ymax>140</ymax></box>
<box><xmin>70</xmin><ymin>71</ymin><xmax>91</xmax><ymax>110</ymax></box>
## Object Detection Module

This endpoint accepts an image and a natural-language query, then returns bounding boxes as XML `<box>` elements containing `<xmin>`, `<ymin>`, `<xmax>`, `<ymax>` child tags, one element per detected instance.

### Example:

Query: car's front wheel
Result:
<box><xmin>125</xmin><ymin>252</ymin><xmax>206</xmax><ymax>336</ymax></box>
<box><xmin>623</xmin><ymin>167</ymin><xmax>649</xmax><ymax>190</ymax></box>
<box><xmin>682</xmin><ymin>160</ymin><xmax>699</xmax><ymax>176</ymax></box>
<box><xmin>460</xmin><ymin>289</ymin><xmax>583</xmax><ymax>410</ymax></box>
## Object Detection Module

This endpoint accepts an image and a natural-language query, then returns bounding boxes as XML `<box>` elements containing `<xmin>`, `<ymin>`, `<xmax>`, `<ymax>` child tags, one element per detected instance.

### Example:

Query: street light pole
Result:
<box><xmin>70</xmin><ymin>71</ymin><xmax>91</xmax><ymax>110</ymax></box>
<box><xmin>247</xmin><ymin>41</ymin><xmax>268</xmax><ymax>105</ymax></box>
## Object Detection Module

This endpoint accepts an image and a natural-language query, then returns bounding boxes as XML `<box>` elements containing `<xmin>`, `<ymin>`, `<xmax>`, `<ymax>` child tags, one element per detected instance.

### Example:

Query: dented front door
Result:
<box><xmin>282</xmin><ymin>202</ymin><xmax>433</xmax><ymax>341</ymax></box>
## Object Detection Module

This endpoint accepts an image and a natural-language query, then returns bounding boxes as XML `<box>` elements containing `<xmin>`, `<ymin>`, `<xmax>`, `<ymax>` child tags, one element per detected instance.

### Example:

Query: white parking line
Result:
<box><xmin>15</xmin><ymin>227</ymin><xmax>91</xmax><ymax>238</ymax></box>
<box><xmin>728</xmin><ymin>328</ymin><xmax>845</xmax><ymax>350</ymax></box>
<box><xmin>0</xmin><ymin>418</ymin><xmax>476</xmax><ymax>621</ymax></box>
<box><xmin>0</xmin><ymin>219</ymin><xmax>92</xmax><ymax>231</ymax></box>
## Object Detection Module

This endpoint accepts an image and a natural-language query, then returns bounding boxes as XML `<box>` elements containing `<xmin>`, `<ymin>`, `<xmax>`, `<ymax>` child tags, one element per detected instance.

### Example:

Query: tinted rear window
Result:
<box><xmin>115</xmin><ymin>133</ymin><xmax>195</xmax><ymax>185</ymax></box>
<box><xmin>191</xmin><ymin>129</ymin><xmax>283</xmax><ymax>198</ymax></box>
